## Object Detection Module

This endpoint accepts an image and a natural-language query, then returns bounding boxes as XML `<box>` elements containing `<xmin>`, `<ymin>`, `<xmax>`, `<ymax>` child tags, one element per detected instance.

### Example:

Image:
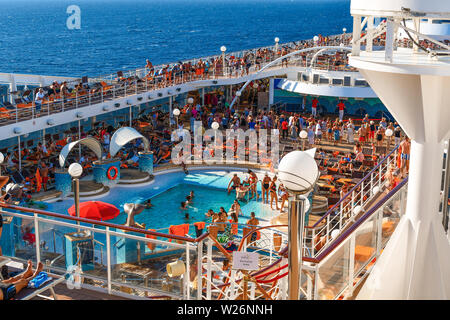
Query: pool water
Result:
<box><xmin>45</xmin><ymin>170</ymin><xmax>277</xmax><ymax>231</ymax></box>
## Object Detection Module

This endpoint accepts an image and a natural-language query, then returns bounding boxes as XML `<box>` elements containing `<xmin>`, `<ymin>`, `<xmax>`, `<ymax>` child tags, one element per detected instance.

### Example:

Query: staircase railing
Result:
<box><xmin>303</xmin><ymin>144</ymin><xmax>400</xmax><ymax>258</ymax></box>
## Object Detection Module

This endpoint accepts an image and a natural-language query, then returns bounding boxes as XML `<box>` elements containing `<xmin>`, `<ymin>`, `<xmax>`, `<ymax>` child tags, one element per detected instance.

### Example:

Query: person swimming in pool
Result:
<box><xmin>185</xmin><ymin>195</ymin><xmax>192</xmax><ymax>205</ymax></box>
<box><xmin>205</xmin><ymin>209</ymin><xmax>215</xmax><ymax>218</ymax></box>
<box><xmin>144</xmin><ymin>199</ymin><xmax>153</xmax><ymax>209</ymax></box>
<box><xmin>180</xmin><ymin>201</ymin><xmax>188</xmax><ymax>211</ymax></box>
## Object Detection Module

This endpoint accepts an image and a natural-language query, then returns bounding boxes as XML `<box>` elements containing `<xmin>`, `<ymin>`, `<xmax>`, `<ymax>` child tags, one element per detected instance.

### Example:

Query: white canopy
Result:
<box><xmin>109</xmin><ymin>127</ymin><xmax>150</xmax><ymax>158</ymax></box>
<box><xmin>59</xmin><ymin>137</ymin><xmax>103</xmax><ymax>168</ymax></box>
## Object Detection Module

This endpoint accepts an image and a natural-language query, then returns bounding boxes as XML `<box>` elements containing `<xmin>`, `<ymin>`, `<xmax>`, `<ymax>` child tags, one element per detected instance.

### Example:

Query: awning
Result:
<box><xmin>109</xmin><ymin>127</ymin><xmax>150</xmax><ymax>158</ymax></box>
<box><xmin>59</xmin><ymin>137</ymin><xmax>103</xmax><ymax>168</ymax></box>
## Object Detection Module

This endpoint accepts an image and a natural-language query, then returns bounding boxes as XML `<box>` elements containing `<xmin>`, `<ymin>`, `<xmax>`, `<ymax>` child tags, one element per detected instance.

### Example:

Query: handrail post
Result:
<box><xmin>34</xmin><ymin>213</ymin><xmax>41</xmax><ymax>263</ymax></box>
<box><xmin>106</xmin><ymin>226</ymin><xmax>112</xmax><ymax>294</ymax></box>
<box><xmin>348</xmin><ymin>233</ymin><xmax>355</xmax><ymax>297</ymax></box>
<box><xmin>185</xmin><ymin>241</ymin><xmax>190</xmax><ymax>300</ymax></box>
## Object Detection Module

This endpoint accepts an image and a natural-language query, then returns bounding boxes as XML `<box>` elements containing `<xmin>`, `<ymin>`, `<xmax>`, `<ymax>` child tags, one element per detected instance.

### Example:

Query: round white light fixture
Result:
<box><xmin>187</xmin><ymin>97</ymin><xmax>194</xmax><ymax>104</ymax></box>
<box><xmin>313</xmin><ymin>36</ymin><xmax>319</xmax><ymax>43</ymax></box>
<box><xmin>211</xmin><ymin>122</ymin><xmax>220</xmax><ymax>130</ymax></box>
<box><xmin>76</xmin><ymin>112</ymin><xmax>84</xmax><ymax>119</ymax></box>
<box><xmin>68</xmin><ymin>163</ymin><xmax>83</xmax><ymax>178</ymax></box>
<box><xmin>253</xmin><ymin>83</ymin><xmax>259</xmax><ymax>89</ymax></box>
<box><xmin>278</xmin><ymin>150</ymin><xmax>319</xmax><ymax>194</ymax></box>
<box><xmin>340</xmin><ymin>43</ymin><xmax>345</xmax><ymax>47</ymax></box>
<box><xmin>274</xmin><ymin>37</ymin><xmax>280</xmax><ymax>43</ymax></box>
<box><xmin>0</xmin><ymin>152</ymin><xmax>4</xmax><ymax>164</ymax></box>
<box><xmin>343</xmin><ymin>28</ymin><xmax>347</xmax><ymax>33</ymax></box>
<box><xmin>236</xmin><ymin>91</ymin><xmax>241</xmax><ymax>97</ymax></box>
<box><xmin>173</xmin><ymin>108</ymin><xmax>181</xmax><ymax>117</ymax></box>
<box><xmin>13</xmin><ymin>127</ymin><xmax>22</xmax><ymax>135</ymax></box>
<box><xmin>385</xmin><ymin>129</ymin><xmax>393</xmax><ymax>137</ymax></box>
<box><xmin>47</xmin><ymin>119</ymin><xmax>55</xmax><ymax>126</ymax></box>
<box><xmin>299</xmin><ymin>130</ymin><xmax>308</xmax><ymax>139</ymax></box>
<box><xmin>372</xmin><ymin>186</ymin><xmax>380</xmax><ymax>195</ymax></box>
<box><xmin>220</xmin><ymin>46</ymin><xmax>227</xmax><ymax>52</ymax></box>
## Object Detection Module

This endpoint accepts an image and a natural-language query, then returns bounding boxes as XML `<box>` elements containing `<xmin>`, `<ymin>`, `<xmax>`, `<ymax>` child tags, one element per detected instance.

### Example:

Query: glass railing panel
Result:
<box><xmin>1</xmin><ymin>212</ymin><xmax>38</xmax><ymax>263</ymax></box>
<box><xmin>381</xmin><ymin>191</ymin><xmax>403</xmax><ymax>248</ymax></box>
<box><xmin>353</xmin><ymin>214</ymin><xmax>377</xmax><ymax>275</ymax></box>
<box><xmin>316</xmin><ymin>240</ymin><xmax>350</xmax><ymax>300</ymax></box>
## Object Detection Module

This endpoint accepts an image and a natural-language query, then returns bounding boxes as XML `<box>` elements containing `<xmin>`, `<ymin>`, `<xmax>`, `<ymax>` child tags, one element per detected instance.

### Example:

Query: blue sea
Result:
<box><xmin>0</xmin><ymin>0</ymin><xmax>351</xmax><ymax>77</ymax></box>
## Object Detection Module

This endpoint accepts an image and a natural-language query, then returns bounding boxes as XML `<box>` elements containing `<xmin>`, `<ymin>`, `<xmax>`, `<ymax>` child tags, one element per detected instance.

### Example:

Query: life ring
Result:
<box><xmin>107</xmin><ymin>166</ymin><xmax>119</xmax><ymax>180</ymax></box>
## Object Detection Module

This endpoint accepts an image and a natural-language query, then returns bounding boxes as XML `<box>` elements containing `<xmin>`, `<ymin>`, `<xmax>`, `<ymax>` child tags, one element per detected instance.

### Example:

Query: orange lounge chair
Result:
<box><xmin>146</xmin><ymin>229</ymin><xmax>157</xmax><ymax>251</ymax></box>
<box><xmin>169</xmin><ymin>224</ymin><xmax>190</xmax><ymax>244</ymax></box>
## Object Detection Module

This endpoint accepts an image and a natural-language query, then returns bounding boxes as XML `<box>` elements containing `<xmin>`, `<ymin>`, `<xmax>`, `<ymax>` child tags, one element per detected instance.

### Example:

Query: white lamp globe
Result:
<box><xmin>299</xmin><ymin>130</ymin><xmax>308</xmax><ymax>139</ymax></box>
<box><xmin>343</xmin><ymin>28</ymin><xmax>347</xmax><ymax>33</ymax></box>
<box><xmin>173</xmin><ymin>108</ymin><xmax>181</xmax><ymax>117</ymax></box>
<box><xmin>253</xmin><ymin>83</ymin><xmax>259</xmax><ymax>89</ymax></box>
<box><xmin>274</xmin><ymin>37</ymin><xmax>280</xmax><ymax>43</ymax></box>
<box><xmin>340</xmin><ymin>43</ymin><xmax>345</xmax><ymax>47</ymax></box>
<box><xmin>0</xmin><ymin>152</ymin><xmax>4</xmax><ymax>164</ymax></box>
<box><xmin>211</xmin><ymin>122</ymin><xmax>220</xmax><ymax>130</ymax></box>
<box><xmin>220</xmin><ymin>46</ymin><xmax>227</xmax><ymax>52</ymax></box>
<box><xmin>278</xmin><ymin>150</ymin><xmax>319</xmax><ymax>193</ymax></box>
<box><xmin>68</xmin><ymin>163</ymin><xmax>83</xmax><ymax>178</ymax></box>
<box><xmin>187</xmin><ymin>97</ymin><xmax>194</xmax><ymax>104</ymax></box>
<box><xmin>236</xmin><ymin>91</ymin><xmax>241</xmax><ymax>97</ymax></box>
<box><xmin>313</xmin><ymin>36</ymin><xmax>319</xmax><ymax>43</ymax></box>
<box><xmin>385</xmin><ymin>128</ymin><xmax>393</xmax><ymax>137</ymax></box>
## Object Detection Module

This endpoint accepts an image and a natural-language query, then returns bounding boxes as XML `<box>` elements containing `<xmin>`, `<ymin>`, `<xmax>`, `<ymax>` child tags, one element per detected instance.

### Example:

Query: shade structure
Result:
<box><xmin>59</xmin><ymin>137</ymin><xmax>103</xmax><ymax>168</ymax></box>
<box><xmin>68</xmin><ymin>201</ymin><xmax>120</xmax><ymax>221</ymax></box>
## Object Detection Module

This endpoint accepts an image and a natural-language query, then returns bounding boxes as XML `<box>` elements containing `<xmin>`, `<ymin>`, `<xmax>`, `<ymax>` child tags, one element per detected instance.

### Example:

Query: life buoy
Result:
<box><xmin>107</xmin><ymin>166</ymin><xmax>118</xmax><ymax>180</ymax></box>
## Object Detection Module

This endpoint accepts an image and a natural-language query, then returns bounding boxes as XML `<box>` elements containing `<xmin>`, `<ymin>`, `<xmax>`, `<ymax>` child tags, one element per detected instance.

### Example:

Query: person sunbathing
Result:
<box><xmin>0</xmin><ymin>260</ymin><xmax>44</xmax><ymax>300</ymax></box>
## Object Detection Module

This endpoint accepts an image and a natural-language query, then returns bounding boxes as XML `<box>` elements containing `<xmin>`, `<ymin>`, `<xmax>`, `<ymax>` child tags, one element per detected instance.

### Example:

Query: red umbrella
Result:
<box><xmin>68</xmin><ymin>201</ymin><xmax>120</xmax><ymax>221</ymax></box>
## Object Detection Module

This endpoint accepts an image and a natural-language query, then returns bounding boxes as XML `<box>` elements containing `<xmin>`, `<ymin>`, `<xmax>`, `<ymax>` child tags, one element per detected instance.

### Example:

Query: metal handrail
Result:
<box><xmin>303</xmin><ymin>177</ymin><xmax>408</xmax><ymax>263</ymax></box>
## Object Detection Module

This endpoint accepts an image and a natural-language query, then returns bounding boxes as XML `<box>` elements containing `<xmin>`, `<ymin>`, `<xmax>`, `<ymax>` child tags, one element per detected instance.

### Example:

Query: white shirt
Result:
<box><xmin>315</xmin><ymin>124</ymin><xmax>322</xmax><ymax>135</ymax></box>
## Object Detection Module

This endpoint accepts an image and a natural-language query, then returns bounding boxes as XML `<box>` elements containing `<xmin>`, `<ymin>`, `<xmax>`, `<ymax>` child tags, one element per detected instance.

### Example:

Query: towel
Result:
<box><xmin>27</xmin><ymin>272</ymin><xmax>52</xmax><ymax>289</ymax></box>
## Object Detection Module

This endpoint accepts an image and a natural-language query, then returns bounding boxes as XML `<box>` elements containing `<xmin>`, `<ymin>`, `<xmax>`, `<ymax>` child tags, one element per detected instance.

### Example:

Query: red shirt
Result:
<box><xmin>338</xmin><ymin>102</ymin><xmax>345</xmax><ymax>111</ymax></box>
<box><xmin>281</xmin><ymin>121</ymin><xmax>288</xmax><ymax>130</ymax></box>
<box><xmin>312</xmin><ymin>99</ymin><xmax>318</xmax><ymax>108</ymax></box>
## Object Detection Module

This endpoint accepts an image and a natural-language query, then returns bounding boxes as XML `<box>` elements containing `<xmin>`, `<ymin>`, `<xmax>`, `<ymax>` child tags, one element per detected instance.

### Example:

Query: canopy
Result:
<box><xmin>59</xmin><ymin>137</ymin><xmax>103</xmax><ymax>168</ymax></box>
<box><xmin>68</xmin><ymin>201</ymin><xmax>120</xmax><ymax>221</ymax></box>
<box><xmin>109</xmin><ymin>127</ymin><xmax>150</xmax><ymax>158</ymax></box>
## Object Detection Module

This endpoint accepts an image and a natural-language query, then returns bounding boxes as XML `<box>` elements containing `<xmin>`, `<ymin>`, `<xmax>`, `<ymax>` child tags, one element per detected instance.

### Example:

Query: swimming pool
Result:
<box><xmin>45</xmin><ymin>168</ymin><xmax>278</xmax><ymax>231</ymax></box>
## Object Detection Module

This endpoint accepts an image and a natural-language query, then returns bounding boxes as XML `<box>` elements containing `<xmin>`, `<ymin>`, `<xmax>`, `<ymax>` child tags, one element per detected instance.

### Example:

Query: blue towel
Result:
<box><xmin>27</xmin><ymin>272</ymin><xmax>52</xmax><ymax>289</ymax></box>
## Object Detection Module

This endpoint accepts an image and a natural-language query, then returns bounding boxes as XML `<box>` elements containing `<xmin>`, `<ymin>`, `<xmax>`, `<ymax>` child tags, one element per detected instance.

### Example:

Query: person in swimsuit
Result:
<box><xmin>261</xmin><ymin>174</ymin><xmax>271</xmax><ymax>204</ymax></box>
<box><xmin>247</xmin><ymin>212</ymin><xmax>259</xmax><ymax>243</ymax></box>
<box><xmin>227</xmin><ymin>174</ymin><xmax>241</xmax><ymax>194</ymax></box>
<box><xmin>229</xmin><ymin>200</ymin><xmax>243</xmax><ymax>216</ymax></box>
<box><xmin>269</xmin><ymin>176</ymin><xmax>279</xmax><ymax>210</ymax></box>
<box><xmin>248</xmin><ymin>170</ymin><xmax>259</xmax><ymax>200</ymax></box>
<box><xmin>0</xmin><ymin>260</ymin><xmax>44</xmax><ymax>301</ymax></box>
<box><xmin>376</xmin><ymin>126</ymin><xmax>384</xmax><ymax>147</ymax></box>
<box><xmin>278</xmin><ymin>183</ymin><xmax>289</xmax><ymax>212</ymax></box>
<box><xmin>399</xmin><ymin>136</ymin><xmax>411</xmax><ymax>178</ymax></box>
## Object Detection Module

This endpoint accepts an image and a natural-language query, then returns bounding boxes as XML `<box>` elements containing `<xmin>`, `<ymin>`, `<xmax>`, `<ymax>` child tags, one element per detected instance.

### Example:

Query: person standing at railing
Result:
<box><xmin>399</xmin><ymin>136</ymin><xmax>411</xmax><ymax>178</ymax></box>
<box><xmin>338</xmin><ymin>100</ymin><xmax>345</xmax><ymax>121</ymax></box>
<box><xmin>311</xmin><ymin>97</ymin><xmax>318</xmax><ymax>118</ymax></box>
<box><xmin>246</xmin><ymin>212</ymin><xmax>259</xmax><ymax>243</ymax></box>
<box><xmin>34</xmin><ymin>88</ymin><xmax>45</xmax><ymax>115</ymax></box>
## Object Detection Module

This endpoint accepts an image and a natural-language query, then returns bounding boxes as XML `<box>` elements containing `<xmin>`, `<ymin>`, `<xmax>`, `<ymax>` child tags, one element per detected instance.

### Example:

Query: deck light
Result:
<box><xmin>278</xmin><ymin>150</ymin><xmax>319</xmax><ymax>300</ymax></box>
<box><xmin>299</xmin><ymin>130</ymin><xmax>308</xmax><ymax>150</ymax></box>
<box><xmin>173</xmin><ymin>108</ymin><xmax>180</xmax><ymax>117</ymax></box>
<box><xmin>69</xmin><ymin>163</ymin><xmax>83</xmax><ymax>235</ymax></box>
<box><xmin>275</xmin><ymin>37</ymin><xmax>280</xmax><ymax>43</ymax></box>
<box><xmin>47</xmin><ymin>119</ymin><xmax>55</xmax><ymax>126</ymax></box>
<box><xmin>236</xmin><ymin>91</ymin><xmax>241</xmax><ymax>97</ymax></box>
<box><xmin>343</xmin><ymin>28</ymin><xmax>347</xmax><ymax>33</ymax></box>
<box><xmin>187</xmin><ymin>97</ymin><xmax>194</xmax><ymax>104</ymax></box>
<box><xmin>0</xmin><ymin>152</ymin><xmax>4</xmax><ymax>164</ymax></box>
<box><xmin>211</xmin><ymin>121</ymin><xmax>219</xmax><ymax>130</ymax></box>
<box><xmin>220</xmin><ymin>46</ymin><xmax>227</xmax><ymax>53</ymax></box>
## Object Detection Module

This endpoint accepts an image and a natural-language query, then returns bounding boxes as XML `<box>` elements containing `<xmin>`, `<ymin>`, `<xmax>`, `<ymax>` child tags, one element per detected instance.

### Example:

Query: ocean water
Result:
<box><xmin>0</xmin><ymin>0</ymin><xmax>351</xmax><ymax>77</ymax></box>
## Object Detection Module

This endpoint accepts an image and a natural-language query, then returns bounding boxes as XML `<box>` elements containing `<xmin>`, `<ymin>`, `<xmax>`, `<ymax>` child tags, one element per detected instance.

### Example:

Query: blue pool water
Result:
<box><xmin>45</xmin><ymin>169</ymin><xmax>276</xmax><ymax>230</ymax></box>
<box><xmin>0</xmin><ymin>0</ymin><xmax>352</xmax><ymax>77</ymax></box>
